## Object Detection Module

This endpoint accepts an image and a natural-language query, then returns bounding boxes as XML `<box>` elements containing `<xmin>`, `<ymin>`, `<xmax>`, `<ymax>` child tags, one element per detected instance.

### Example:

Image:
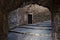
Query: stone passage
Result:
<box><xmin>8</xmin><ymin>20</ymin><xmax>52</xmax><ymax>40</ymax></box>
<box><xmin>8</xmin><ymin>4</ymin><xmax>51</xmax><ymax>29</ymax></box>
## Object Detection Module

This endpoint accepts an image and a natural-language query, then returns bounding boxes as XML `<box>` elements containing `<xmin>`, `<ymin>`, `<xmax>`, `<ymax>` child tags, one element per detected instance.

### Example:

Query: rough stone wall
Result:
<box><xmin>25</xmin><ymin>4</ymin><xmax>51</xmax><ymax>23</ymax></box>
<box><xmin>0</xmin><ymin>11</ymin><xmax>8</xmax><ymax>40</ymax></box>
<box><xmin>8</xmin><ymin>4</ymin><xmax>51</xmax><ymax>26</ymax></box>
<box><xmin>8</xmin><ymin>8</ymin><xmax>28</xmax><ymax>29</ymax></box>
<box><xmin>31</xmin><ymin>5</ymin><xmax>51</xmax><ymax>23</ymax></box>
<box><xmin>51</xmin><ymin>0</ymin><xmax>60</xmax><ymax>40</ymax></box>
<box><xmin>33</xmin><ymin>12</ymin><xmax>51</xmax><ymax>23</ymax></box>
<box><xmin>8</xmin><ymin>10</ymin><xmax>19</xmax><ymax>29</ymax></box>
<box><xmin>53</xmin><ymin>9</ymin><xmax>60</xmax><ymax>40</ymax></box>
<box><xmin>8</xmin><ymin>7</ymin><xmax>28</xmax><ymax>29</ymax></box>
<box><xmin>17</xmin><ymin>8</ymin><xmax>28</xmax><ymax>25</ymax></box>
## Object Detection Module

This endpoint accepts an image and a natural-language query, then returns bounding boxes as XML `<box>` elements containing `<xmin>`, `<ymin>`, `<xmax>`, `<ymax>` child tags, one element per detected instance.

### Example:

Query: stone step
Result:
<box><xmin>10</xmin><ymin>28</ymin><xmax>52</xmax><ymax>34</ymax></box>
<box><xmin>36</xmin><ymin>22</ymin><xmax>51</xmax><ymax>27</ymax></box>
<box><xmin>26</xmin><ymin>22</ymin><xmax>51</xmax><ymax>27</ymax></box>
<box><xmin>25</xmin><ymin>20</ymin><xmax>51</xmax><ymax>27</ymax></box>
<box><xmin>8</xmin><ymin>20</ymin><xmax>52</xmax><ymax>40</ymax></box>
<box><xmin>19</xmin><ymin>26</ymin><xmax>52</xmax><ymax>30</ymax></box>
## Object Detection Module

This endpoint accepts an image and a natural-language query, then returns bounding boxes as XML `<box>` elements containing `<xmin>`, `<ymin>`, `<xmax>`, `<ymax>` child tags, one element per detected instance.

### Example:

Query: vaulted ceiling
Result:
<box><xmin>0</xmin><ymin>0</ymin><xmax>60</xmax><ymax>13</ymax></box>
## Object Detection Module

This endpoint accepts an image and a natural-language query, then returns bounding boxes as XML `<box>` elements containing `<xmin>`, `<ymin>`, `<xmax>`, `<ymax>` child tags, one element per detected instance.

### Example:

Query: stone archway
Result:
<box><xmin>0</xmin><ymin>0</ymin><xmax>60</xmax><ymax>40</ymax></box>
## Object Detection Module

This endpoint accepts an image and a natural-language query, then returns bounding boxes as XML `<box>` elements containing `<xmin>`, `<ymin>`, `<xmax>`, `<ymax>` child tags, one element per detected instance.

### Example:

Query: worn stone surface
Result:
<box><xmin>8</xmin><ymin>20</ymin><xmax>52</xmax><ymax>40</ymax></box>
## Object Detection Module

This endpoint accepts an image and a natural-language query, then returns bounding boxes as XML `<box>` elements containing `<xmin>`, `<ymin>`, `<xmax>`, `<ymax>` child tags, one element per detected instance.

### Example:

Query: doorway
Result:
<box><xmin>28</xmin><ymin>14</ymin><xmax>32</xmax><ymax>24</ymax></box>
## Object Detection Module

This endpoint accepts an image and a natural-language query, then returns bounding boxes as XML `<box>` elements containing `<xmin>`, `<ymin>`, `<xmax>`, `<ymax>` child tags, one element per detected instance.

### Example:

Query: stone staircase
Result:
<box><xmin>8</xmin><ymin>20</ymin><xmax>52</xmax><ymax>40</ymax></box>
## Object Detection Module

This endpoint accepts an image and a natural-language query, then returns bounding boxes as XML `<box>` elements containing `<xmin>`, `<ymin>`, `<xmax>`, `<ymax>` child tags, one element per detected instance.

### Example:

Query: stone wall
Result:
<box><xmin>53</xmin><ymin>10</ymin><xmax>60</xmax><ymax>40</ymax></box>
<box><xmin>27</xmin><ymin>4</ymin><xmax>51</xmax><ymax>23</ymax></box>
<box><xmin>8</xmin><ymin>8</ymin><xmax>28</xmax><ymax>29</ymax></box>
<box><xmin>32</xmin><ymin>6</ymin><xmax>51</xmax><ymax>23</ymax></box>
<box><xmin>8</xmin><ymin>10</ymin><xmax>19</xmax><ymax>29</ymax></box>
<box><xmin>8</xmin><ymin>4</ymin><xmax>51</xmax><ymax>28</ymax></box>
<box><xmin>33</xmin><ymin>12</ymin><xmax>51</xmax><ymax>23</ymax></box>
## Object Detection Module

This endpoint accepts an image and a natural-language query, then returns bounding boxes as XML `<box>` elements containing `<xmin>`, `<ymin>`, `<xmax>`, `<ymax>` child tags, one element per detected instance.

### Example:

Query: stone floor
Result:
<box><xmin>8</xmin><ymin>20</ymin><xmax>52</xmax><ymax>40</ymax></box>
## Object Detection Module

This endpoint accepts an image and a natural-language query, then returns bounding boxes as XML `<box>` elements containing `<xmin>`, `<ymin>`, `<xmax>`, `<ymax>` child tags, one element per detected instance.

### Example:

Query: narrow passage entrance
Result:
<box><xmin>28</xmin><ymin>14</ymin><xmax>32</xmax><ymax>24</ymax></box>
